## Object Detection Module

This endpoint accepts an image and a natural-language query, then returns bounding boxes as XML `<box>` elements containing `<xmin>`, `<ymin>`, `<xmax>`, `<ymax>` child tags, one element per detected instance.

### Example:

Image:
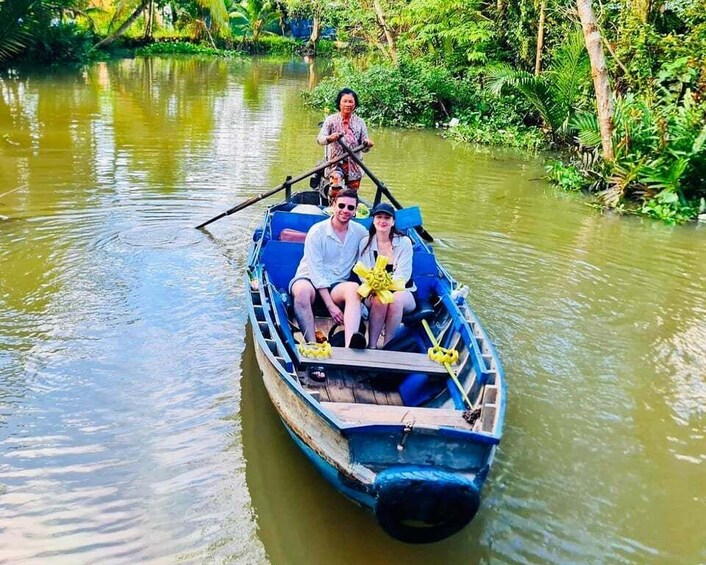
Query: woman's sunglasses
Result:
<box><xmin>337</xmin><ymin>203</ymin><xmax>357</xmax><ymax>211</ymax></box>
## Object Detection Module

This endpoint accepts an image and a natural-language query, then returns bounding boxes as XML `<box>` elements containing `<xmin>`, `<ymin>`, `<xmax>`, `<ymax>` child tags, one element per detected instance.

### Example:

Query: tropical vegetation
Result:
<box><xmin>1</xmin><ymin>0</ymin><xmax>704</xmax><ymax>223</ymax></box>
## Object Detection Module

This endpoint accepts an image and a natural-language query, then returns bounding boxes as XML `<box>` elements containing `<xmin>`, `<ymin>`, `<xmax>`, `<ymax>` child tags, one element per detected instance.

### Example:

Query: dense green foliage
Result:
<box><xmin>563</xmin><ymin>92</ymin><xmax>706</xmax><ymax>223</ymax></box>
<box><xmin>305</xmin><ymin>57</ymin><xmax>544</xmax><ymax>150</ymax></box>
<box><xmin>2</xmin><ymin>0</ymin><xmax>705</xmax><ymax>223</ymax></box>
<box><xmin>304</xmin><ymin>58</ymin><xmax>461</xmax><ymax>127</ymax></box>
<box><xmin>0</xmin><ymin>0</ymin><xmax>94</xmax><ymax>65</ymax></box>
<box><xmin>135</xmin><ymin>40</ymin><xmax>240</xmax><ymax>56</ymax></box>
<box><xmin>299</xmin><ymin>0</ymin><xmax>706</xmax><ymax>223</ymax></box>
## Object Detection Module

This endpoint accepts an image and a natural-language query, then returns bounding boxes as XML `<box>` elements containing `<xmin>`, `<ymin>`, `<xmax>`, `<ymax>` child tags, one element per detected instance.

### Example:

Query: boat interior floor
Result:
<box><xmin>298</xmin><ymin>366</ymin><xmax>405</xmax><ymax>405</ymax></box>
<box><xmin>295</xmin><ymin>316</ymin><xmax>408</xmax><ymax>405</ymax></box>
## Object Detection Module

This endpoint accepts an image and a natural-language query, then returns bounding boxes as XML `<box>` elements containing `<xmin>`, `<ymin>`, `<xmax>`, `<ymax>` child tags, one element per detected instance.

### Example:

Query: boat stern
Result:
<box><xmin>373</xmin><ymin>466</ymin><xmax>481</xmax><ymax>544</ymax></box>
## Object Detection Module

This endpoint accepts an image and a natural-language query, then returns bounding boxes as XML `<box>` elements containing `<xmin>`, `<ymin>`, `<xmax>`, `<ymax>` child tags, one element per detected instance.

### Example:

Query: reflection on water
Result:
<box><xmin>1</xmin><ymin>57</ymin><xmax>705</xmax><ymax>564</ymax></box>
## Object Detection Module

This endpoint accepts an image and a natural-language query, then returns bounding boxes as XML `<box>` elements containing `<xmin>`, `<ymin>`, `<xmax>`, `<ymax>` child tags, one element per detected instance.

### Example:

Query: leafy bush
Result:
<box><xmin>447</xmin><ymin>121</ymin><xmax>544</xmax><ymax>151</ymax></box>
<box><xmin>562</xmin><ymin>92</ymin><xmax>706</xmax><ymax>223</ymax></box>
<box><xmin>609</xmin><ymin>6</ymin><xmax>706</xmax><ymax>97</ymax></box>
<box><xmin>256</xmin><ymin>35</ymin><xmax>299</xmax><ymax>55</ymax></box>
<box><xmin>640</xmin><ymin>192</ymin><xmax>700</xmax><ymax>225</ymax></box>
<box><xmin>21</xmin><ymin>21</ymin><xmax>94</xmax><ymax>64</ymax></box>
<box><xmin>135</xmin><ymin>42</ymin><xmax>241</xmax><ymax>58</ymax></box>
<box><xmin>545</xmin><ymin>161</ymin><xmax>592</xmax><ymax>192</ymax></box>
<box><xmin>304</xmin><ymin>58</ymin><xmax>466</xmax><ymax>127</ymax></box>
<box><xmin>312</xmin><ymin>40</ymin><xmax>335</xmax><ymax>57</ymax></box>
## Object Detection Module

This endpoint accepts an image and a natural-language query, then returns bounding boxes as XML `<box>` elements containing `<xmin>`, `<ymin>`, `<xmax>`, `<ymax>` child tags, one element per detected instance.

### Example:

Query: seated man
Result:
<box><xmin>290</xmin><ymin>189</ymin><xmax>368</xmax><ymax>350</ymax></box>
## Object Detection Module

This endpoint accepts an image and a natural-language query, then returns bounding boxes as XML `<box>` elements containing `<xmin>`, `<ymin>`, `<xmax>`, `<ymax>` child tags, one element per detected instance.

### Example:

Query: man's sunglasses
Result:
<box><xmin>337</xmin><ymin>203</ymin><xmax>357</xmax><ymax>211</ymax></box>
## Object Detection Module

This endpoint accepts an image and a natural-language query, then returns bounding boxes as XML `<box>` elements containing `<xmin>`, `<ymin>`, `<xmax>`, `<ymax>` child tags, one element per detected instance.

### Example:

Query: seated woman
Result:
<box><xmin>358</xmin><ymin>203</ymin><xmax>416</xmax><ymax>349</ymax></box>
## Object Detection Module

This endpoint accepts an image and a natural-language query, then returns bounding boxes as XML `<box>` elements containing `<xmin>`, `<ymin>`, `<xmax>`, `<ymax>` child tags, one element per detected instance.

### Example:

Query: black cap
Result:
<box><xmin>370</xmin><ymin>202</ymin><xmax>396</xmax><ymax>218</ymax></box>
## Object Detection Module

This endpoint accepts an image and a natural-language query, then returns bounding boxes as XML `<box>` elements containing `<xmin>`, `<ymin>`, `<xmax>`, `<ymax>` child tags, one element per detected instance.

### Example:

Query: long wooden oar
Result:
<box><xmin>337</xmin><ymin>139</ymin><xmax>434</xmax><ymax>242</ymax></box>
<box><xmin>195</xmin><ymin>143</ymin><xmax>367</xmax><ymax>230</ymax></box>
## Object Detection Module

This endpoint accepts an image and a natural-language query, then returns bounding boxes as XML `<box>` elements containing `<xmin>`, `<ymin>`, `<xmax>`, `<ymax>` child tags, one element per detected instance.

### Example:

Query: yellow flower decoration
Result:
<box><xmin>298</xmin><ymin>341</ymin><xmax>333</xmax><ymax>359</ymax></box>
<box><xmin>353</xmin><ymin>255</ymin><xmax>406</xmax><ymax>304</ymax></box>
<box><xmin>427</xmin><ymin>345</ymin><xmax>459</xmax><ymax>365</ymax></box>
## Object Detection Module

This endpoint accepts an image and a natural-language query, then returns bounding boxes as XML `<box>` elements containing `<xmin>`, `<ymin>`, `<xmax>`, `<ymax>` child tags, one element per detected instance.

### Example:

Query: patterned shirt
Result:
<box><xmin>317</xmin><ymin>114</ymin><xmax>369</xmax><ymax>181</ymax></box>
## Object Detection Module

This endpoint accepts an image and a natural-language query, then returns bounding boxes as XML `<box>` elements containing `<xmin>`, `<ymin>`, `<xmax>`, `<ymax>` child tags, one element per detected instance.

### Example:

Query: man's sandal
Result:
<box><xmin>307</xmin><ymin>366</ymin><xmax>327</xmax><ymax>383</ymax></box>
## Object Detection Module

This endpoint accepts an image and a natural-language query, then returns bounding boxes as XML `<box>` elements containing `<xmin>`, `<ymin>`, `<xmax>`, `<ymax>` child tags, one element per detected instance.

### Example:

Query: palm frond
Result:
<box><xmin>692</xmin><ymin>124</ymin><xmax>706</xmax><ymax>154</ymax></box>
<box><xmin>0</xmin><ymin>0</ymin><xmax>38</xmax><ymax>63</ymax></box>
<box><xmin>485</xmin><ymin>64</ymin><xmax>532</xmax><ymax>96</ymax></box>
<box><xmin>639</xmin><ymin>157</ymin><xmax>689</xmax><ymax>194</ymax></box>
<box><xmin>195</xmin><ymin>0</ymin><xmax>228</xmax><ymax>31</ymax></box>
<box><xmin>571</xmin><ymin>112</ymin><xmax>601</xmax><ymax>147</ymax></box>
<box><xmin>603</xmin><ymin>157</ymin><xmax>647</xmax><ymax>207</ymax></box>
<box><xmin>485</xmin><ymin>64</ymin><xmax>564</xmax><ymax>132</ymax></box>
<box><xmin>547</xmin><ymin>30</ymin><xmax>590</xmax><ymax>121</ymax></box>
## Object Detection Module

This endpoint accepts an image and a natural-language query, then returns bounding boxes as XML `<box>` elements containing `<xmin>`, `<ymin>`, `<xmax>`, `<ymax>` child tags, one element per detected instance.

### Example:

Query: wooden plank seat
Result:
<box><xmin>298</xmin><ymin>346</ymin><xmax>448</xmax><ymax>376</ymax></box>
<box><xmin>321</xmin><ymin>402</ymin><xmax>469</xmax><ymax>428</ymax></box>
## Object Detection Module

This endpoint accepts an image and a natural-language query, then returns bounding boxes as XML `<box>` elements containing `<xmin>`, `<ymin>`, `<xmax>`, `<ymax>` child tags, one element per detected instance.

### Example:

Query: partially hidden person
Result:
<box><xmin>317</xmin><ymin>87</ymin><xmax>374</xmax><ymax>200</ymax></box>
<box><xmin>290</xmin><ymin>189</ymin><xmax>369</xmax><ymax>355</ymax></box>
<box><xmin>357</xmin><ymin>202</ymin><xmax>416</xmax><ymax>349</ymax></box>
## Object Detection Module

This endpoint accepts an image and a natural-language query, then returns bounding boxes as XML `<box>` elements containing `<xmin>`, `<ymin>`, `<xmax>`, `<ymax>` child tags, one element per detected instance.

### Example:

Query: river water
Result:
<box><xmin>0</xmin><ymin>57</ymin><xmax>704</xmax><ymax>564</ymax></box>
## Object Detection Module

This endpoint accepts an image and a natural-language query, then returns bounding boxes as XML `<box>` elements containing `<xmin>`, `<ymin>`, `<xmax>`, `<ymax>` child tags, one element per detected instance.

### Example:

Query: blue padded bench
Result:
<box><xmin>269</xmin><ymin>206</ymin><xmax>424</xmax><ymax>241</ymax></box>
<box><xmin>270</xmin><ymin>212</ymin><xmax>328</xmax><ymax>241</ymax></box>
<box><xmin>359</xmin><ymin>206</ymin><xmax>423</xmax><ymax>232</ymax></box>
<box><xmin>260</xmin><ymin>240</ymin><xmax>440</xmax><ymax>302</ymax></box>
<box><xmin>261</xmin><ymin>241</ymin><xmax>305</xmax><ymax>292</ymax></box>
<box><xmin>410</xmin><ymin>250</ymin><xmax>441</xmax><ymax>300</ymax></box>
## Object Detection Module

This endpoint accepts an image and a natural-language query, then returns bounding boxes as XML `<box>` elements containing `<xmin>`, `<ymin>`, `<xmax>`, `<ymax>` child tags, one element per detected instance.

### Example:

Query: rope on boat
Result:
<box><xmin>421</xmin><ymin>319</ymin><xmax>473</xmax><ymax>410</ymax></box>
<box><xmin>353</xmin><ymin>255</ymin><xmax>406</xmax><ymax>304</ymax></box>
<box><xmin>297</xmin><ymin>341</ymin><xmax>333</xmax><ymax>359</ymax></box>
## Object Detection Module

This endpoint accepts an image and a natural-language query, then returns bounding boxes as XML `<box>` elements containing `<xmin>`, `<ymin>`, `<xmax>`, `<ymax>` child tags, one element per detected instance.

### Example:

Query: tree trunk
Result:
<box><xmin>495</xmin><ymin>0</ymin><xmax>507</xmax><ymax>46</ymax></box>
<box><xmin>94</xmin><ymin>0</ymin><xmax>149</xmax><ymax>48</ymax></box>
<box><xmin>577</xmin><ymin>0</ymin><xmax>614</xmax><ymax>160</ymax></box>
<box><xmin>534</xmin><ymin>0</ymin><xmax>547</xmax><ymax>75</ymax></box>
<box><xmin>307</xmin><ymin>13</ymin><xmax>320</xmax><ymax>52</ymax></box>
<box><xmin>372</xmin><ymin>0</ymin><xmax>397</xmax><ymax>62</ymax></box>
<box><xmin>143</xmin><ymin>0</ymin><xmax>154</xmax><ymax>40</ymax></box>
<box><xmin>633</xmin><ymin>0</ymin><xmax>652</xmax><ymax>23</ymax></box>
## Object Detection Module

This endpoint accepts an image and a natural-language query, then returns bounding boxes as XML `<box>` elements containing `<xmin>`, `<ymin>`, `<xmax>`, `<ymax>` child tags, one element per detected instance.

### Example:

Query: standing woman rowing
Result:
<box><xmin>317</xmin><ymin>88</ymin><xmax>374</xmax><ymax>198</ymax></box>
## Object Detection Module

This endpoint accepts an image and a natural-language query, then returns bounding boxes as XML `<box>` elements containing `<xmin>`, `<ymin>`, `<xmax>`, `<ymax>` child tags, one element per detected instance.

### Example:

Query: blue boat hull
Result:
<box><xmin>246</xmin><ymin>191</ymin><xmax>505</xmax><ymax>543</ymax></box>
<box><xmin>280</xmin><ymin>413</ymin><xmax>486</xmax><ymax>543</ymax></box>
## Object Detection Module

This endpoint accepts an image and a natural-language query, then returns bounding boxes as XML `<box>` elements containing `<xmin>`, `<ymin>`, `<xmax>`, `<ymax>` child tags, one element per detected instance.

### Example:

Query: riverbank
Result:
<box><xmin>3</xmin><ymin>43</ymin><xmax>704</xmax><ymax>224</ymax></box>
<box><xmin>302</xmin><ymin>56</ymin><xmax>706</xmax><ymax>226</ymax></box>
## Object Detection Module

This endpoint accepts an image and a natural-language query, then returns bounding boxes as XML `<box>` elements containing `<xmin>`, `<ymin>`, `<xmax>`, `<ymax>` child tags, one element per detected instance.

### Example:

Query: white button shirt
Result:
<box><xmin>293</xmin><ymin>218</ymin><xmax>368</xmax><ymax>289</ymax></box>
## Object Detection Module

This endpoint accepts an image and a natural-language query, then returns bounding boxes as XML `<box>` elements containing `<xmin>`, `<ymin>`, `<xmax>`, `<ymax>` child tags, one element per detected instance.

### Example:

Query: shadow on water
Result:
<box><xmin>240</xmin><ymin>326</ymin><xmax>490</xmax><ymax>565</ymax></box>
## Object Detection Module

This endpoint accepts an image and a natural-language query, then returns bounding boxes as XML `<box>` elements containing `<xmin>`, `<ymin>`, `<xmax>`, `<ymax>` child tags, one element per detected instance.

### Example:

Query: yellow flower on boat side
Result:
<box><xmin>297</xmin><ymin>341</ymin><xmax>332</xmax><ymax>359</ymax></box>
<box><xmin>353</xmin><ymin>255</ymin><xmax>406</xmax><ymax>304</ymax></box>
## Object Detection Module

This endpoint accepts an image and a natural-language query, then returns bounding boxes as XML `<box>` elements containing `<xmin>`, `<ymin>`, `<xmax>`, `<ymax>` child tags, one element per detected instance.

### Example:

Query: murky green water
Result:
<box><xmin>1</xmin><ymin>57</ymin><xmax>704</xmax><ymax>564</ymax></box>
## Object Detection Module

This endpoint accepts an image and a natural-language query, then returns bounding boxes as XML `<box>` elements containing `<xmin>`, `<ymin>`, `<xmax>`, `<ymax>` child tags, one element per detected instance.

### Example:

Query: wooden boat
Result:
<box><xmin>244</xmin><ymin>189</ymin><xmax>505</xmax><ymax>544</ymax></box>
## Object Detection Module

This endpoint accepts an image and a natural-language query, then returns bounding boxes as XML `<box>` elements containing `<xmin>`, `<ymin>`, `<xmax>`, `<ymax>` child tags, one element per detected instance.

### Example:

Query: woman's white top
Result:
<box><xmin>358</xmin><ymin>233</ymin><xmax>416</xmax><ymax>292</ymax></box>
